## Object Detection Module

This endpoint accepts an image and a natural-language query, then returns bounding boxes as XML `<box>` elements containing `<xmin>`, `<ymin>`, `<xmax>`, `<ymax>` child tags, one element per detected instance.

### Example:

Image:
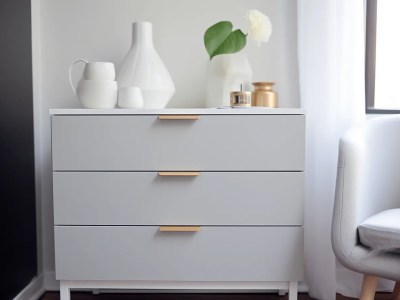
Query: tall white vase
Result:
<box><xmin>117</xmin><ymin>22</ymin><xmax>175</xmax><ymax>109</ymax></box>
<box><xmin>206</xmin><ymin>53</ymin><xmax>253</xmax><ymax>108</ymax></box>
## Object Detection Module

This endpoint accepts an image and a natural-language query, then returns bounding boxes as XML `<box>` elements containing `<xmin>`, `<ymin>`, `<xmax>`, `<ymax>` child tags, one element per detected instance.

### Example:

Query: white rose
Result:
<box><xmin>246</xmin><ymin>9</ymin><xmax>272</xmax><ymax>46</ymax></box>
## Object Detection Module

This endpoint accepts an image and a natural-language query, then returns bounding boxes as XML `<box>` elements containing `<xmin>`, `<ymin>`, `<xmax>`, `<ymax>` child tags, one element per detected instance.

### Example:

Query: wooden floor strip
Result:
<box><xmin>40</xmin><ymin>292</ymin><xmax>314</xmax><ymax>300</ymax></box>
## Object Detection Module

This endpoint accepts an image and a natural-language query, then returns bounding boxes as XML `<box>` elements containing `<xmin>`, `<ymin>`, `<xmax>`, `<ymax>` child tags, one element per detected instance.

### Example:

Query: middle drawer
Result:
<box><xmin>53</xmin><ymin>171</ymin><xmax>304</xmax><ymax>226</ymax></box>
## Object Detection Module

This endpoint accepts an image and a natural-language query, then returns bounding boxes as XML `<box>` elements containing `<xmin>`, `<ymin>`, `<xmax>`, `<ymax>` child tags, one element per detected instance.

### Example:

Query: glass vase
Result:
<box><xmin>206</xmin><ymin>53</ymin><xmax>253</xmax><ymax>108</ymax></box>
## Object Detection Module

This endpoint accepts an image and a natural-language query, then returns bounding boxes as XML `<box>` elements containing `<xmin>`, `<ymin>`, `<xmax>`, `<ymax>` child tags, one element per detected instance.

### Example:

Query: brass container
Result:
<box><xmin>230</xmin><ymin>91</ymin><xmax>251</xmax><ymax>107</ymax></box>
<box><xmin>251</xmin><ymin>82</ymin><xmax>278</xmax><ymax>108</ymax></box>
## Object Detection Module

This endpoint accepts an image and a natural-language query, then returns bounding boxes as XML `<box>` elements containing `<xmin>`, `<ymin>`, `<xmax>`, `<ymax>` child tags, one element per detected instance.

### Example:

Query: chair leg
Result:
<box><xmin>393</xmin><ymin>281</ymin><xmax>400</xmax><ymax>300</ymax></box>
<box><xmin>360</xmin><ymin>274</ymin><xmax>377</xmax><ymax>300</ymax></box>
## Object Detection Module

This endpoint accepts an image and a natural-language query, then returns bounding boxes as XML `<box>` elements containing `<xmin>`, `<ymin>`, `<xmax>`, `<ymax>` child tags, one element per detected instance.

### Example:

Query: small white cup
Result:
<box><xmin>118</xmin><ymin>87</ymin><xmax>144</xmax><ymax>109</ymax></box>
<box><xmin>76</xmin><ymin>79</ymin><xmax>118</xmax><ymax>109</ymax></box>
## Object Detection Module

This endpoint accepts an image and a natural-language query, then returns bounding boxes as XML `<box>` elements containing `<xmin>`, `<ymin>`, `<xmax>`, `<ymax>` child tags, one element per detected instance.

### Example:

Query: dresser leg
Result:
<box><xmin>288</xmin><ymin>281</ymin><xmax>298</xmax><ymax>300</ymax></box>
<box><xmin>60</xmin><ymin>281</ymin><xmax>70</xmax><ymax>300</ymax></box>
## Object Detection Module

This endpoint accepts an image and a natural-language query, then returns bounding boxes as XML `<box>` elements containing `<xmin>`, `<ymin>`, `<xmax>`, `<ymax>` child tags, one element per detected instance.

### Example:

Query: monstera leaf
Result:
<box><xmin>204</xmin><ymin>21</ymin><xmax>246</xmax><ymax>60</ymax></box>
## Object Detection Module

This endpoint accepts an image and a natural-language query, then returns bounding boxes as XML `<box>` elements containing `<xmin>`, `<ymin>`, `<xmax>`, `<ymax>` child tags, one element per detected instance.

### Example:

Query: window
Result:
<box><xmin>366</xmin><ymin>0</ymin><xmax>400</xmax><ymax>113</ymax></box>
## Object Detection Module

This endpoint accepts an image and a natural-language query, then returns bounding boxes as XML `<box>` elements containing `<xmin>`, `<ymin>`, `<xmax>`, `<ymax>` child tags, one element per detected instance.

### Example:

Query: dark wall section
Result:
<box><xmin>0</xmin><ymin>0</ymin><xmax>37</xmax><ymax>299</ymax></box>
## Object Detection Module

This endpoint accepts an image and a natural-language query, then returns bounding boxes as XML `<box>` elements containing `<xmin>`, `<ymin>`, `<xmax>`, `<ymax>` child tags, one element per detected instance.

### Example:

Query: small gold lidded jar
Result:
<box><xmin>230</xmin><ymin>91</ymin><xmax>251</xmax><ymax>107</ymax></box>
<box><xmin>251</xmin><ymin>82</ymin><xmax>278</xmax><ymax>108</ymax></box>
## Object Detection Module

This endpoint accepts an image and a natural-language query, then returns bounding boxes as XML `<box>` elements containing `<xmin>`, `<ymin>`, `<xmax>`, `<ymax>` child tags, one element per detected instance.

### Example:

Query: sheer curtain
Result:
<box><xmin>297</xmin><ymin>1</ymin><xmax>365</xmax><ymax>299</ymax></box>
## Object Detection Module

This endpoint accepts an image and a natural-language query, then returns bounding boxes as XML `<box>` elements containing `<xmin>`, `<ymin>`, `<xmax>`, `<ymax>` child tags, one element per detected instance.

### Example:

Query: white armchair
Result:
<box><xmin>332</xmin><ymin>116</ymin><xmax>400</xmax><ymax>299</ymax></box>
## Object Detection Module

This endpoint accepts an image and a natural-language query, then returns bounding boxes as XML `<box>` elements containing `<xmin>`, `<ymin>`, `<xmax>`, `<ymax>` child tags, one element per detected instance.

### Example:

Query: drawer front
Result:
<box><xmin>55</xmin><ymin>226</ymin><xmax>303</xmax><ymax>281</ymax></box>
<box><xmin>51</xmin><ymin>115</ymin><xmax>305</xmax><ymax>171</ymax></box>
<box><xmin>53</xmin><ymin>172</ymin><xmax>304</xmax><ymax>226</ymax></box>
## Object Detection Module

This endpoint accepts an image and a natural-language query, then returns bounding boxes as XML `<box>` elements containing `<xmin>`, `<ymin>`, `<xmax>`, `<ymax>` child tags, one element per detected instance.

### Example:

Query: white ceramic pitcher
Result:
<box><xmin>69</xmin><ymin>59</ymin><xmax>117</xmax><ymax>108</ymax></box>
<box><xmin>69</xmin><ymin>59</ymin><xmax>115</xmax><ymax>82</ymax></box>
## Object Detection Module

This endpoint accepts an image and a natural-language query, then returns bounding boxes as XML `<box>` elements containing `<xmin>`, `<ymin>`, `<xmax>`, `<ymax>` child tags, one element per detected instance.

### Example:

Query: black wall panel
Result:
<box><xmin>0</xmin><ymin>0</ymin><xmax>37</xmax><ymax>299</ymax></box>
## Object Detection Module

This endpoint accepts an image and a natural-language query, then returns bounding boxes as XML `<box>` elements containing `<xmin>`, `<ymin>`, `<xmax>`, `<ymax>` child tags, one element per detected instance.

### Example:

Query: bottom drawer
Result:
<box><xmin>55</xmin><ymin>226</ymin><xmax>303</xmax><ymax>281</ymax></box>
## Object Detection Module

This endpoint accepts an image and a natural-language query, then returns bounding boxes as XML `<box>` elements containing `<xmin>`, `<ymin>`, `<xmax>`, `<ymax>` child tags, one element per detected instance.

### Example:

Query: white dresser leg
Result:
<box><xmin>288</xmin><ymin>281</ymin><xmax>298</xmax><ymax>300</ymax></box>
<box><xmin>60</xmin><ymin>281</ymin><xmax>71</xmax><ymax>300</ymax></box>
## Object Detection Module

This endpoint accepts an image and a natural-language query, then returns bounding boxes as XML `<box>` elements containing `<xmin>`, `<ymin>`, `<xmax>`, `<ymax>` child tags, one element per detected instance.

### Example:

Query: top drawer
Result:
<box><xmin>51</xmin><ymin>114</ymin><xmax>305</xmax><ymax>171</ymax></box>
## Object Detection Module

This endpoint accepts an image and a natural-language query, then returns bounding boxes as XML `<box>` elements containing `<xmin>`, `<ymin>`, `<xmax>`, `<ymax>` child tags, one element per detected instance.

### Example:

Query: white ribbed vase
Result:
<box><xmin>117</xmin><ymin>22</ymin><xmax>175</xmax><ymax>109</ymax></box>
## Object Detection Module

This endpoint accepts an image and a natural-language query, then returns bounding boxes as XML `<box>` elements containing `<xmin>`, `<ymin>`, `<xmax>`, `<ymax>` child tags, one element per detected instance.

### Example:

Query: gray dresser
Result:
<box><xmin>50</xmin><ymin>108</ymin><xmax>306</xmax><ymax>300</ymax></box>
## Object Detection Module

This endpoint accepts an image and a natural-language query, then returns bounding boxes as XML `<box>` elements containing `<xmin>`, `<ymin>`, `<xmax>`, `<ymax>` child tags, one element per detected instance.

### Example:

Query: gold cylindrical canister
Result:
<box><xmin>251</xmin><ymin>82</ymin><xmax>278</xmax><ymax>108</ymax></box>
<box><xmin>230</xmin><ymin>91</ymin><xmax>251</xmax><ymax>107</ymax></box>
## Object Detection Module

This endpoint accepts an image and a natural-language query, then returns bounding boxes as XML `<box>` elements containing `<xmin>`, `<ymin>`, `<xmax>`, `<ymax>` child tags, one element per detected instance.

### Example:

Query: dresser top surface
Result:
<box><xmin>49</xmin><ymin>108</ymin><xmax>306</xmax><ymax>116</ymax></box>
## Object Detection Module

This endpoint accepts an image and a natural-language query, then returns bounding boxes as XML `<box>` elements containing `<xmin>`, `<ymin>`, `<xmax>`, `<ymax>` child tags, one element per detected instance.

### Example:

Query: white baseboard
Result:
<box><xmin>299</xmin><ymin>282</ymin><xmax>308</xmax><ymax>293</ymax></box>
<box><xmin>44</xmin><ymin>271</ymin><xmax>59</xmax><ymax>291</ymax></box>
<box><xmin>13</xmin><ymin>273</ymin><xmax>45</xmax><ymax>300</ymax></box>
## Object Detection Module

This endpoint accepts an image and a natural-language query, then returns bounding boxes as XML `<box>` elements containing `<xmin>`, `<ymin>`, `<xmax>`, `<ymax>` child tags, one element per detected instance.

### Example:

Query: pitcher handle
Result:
<box><xmin>69</xmin><ymin>59</ymin><xmax>88</xmax><ymax>94</ymax></box>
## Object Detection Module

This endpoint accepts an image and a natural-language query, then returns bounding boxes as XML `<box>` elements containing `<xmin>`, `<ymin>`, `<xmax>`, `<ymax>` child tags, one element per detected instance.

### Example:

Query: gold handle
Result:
<box><xmin>158</xmin><ymin>115</ymin><xmax>200</xmax><ymax>120</ymax></box>
<box><xmin>158</xmin><ymin>172</ymin><xmax>200</xmax><ymax>176</ymax></box>
<box><xmin>159</xmin><ymin>226</ymin><xmax>201</xmax><ymax>232</ymax></box>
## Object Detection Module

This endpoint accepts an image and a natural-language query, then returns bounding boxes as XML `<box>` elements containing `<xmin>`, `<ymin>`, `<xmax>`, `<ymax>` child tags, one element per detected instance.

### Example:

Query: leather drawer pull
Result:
<box><xmin>158</xmin><ymin>172</ymin><xmax>200</xmax><ymax>176</ymax></box>
<box><xmin>158</xmin><ymin>115</ymin><xmax>200</xmax><ymax>120</ymax></box>
<box><xmin>159</xmin><ymin>226</ymin><xmax>201</xmax><ymax>232</ymax></box>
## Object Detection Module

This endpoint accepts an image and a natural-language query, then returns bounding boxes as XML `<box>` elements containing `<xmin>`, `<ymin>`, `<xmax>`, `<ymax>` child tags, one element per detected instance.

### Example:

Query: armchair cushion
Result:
<box><xmin>358</xmin><ymin>208</ymin><xmax>400</xmax><ymax>253</ymax></box>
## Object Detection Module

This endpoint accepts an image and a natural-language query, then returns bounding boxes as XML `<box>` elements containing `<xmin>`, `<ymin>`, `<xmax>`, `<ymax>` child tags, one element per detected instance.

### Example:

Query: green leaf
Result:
<box><xmin>204</xmin><ymin>21</ymin><xmax>247</xmax><ymax>60</ymax></box>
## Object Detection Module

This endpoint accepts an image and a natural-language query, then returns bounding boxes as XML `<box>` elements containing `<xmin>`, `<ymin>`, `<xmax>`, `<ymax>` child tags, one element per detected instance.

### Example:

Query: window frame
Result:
<box><xmin>365</xmin><ymin>0</ymin><xmax>400</xmax><ymax>113</ymax></box>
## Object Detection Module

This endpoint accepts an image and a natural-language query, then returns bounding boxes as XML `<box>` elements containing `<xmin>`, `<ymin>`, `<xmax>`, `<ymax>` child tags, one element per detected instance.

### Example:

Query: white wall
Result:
<box><xmin>33</xmin><ymin>0</ymin><xmax>299</xmax><ymax>288</ymax></box>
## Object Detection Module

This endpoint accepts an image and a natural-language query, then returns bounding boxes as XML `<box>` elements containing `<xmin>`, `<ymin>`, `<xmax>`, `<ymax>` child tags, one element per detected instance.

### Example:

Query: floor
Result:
<box><xmin>40</xmin><ymin>291</ymin><xmax>393</xmax><ymax>300</ymax></box>
<box><xmin>40</xmin><ymin>292</ymin><xmax>314</xmax><ymax>300</ymax></box>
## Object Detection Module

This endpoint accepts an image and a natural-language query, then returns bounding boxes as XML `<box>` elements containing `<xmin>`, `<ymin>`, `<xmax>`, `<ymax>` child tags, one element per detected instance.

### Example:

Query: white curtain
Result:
<box><xmin>297</xmin><ymin>1</ymin><xmax>366</xmax><ymax>299</ymax></box>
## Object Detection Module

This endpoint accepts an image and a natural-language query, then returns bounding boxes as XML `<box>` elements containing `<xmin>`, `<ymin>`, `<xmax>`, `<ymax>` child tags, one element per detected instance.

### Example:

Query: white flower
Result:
<box><xmin>246</xmin><ymin>9</ymin><xmax>272</xmax><ymax>46</ymax></box>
